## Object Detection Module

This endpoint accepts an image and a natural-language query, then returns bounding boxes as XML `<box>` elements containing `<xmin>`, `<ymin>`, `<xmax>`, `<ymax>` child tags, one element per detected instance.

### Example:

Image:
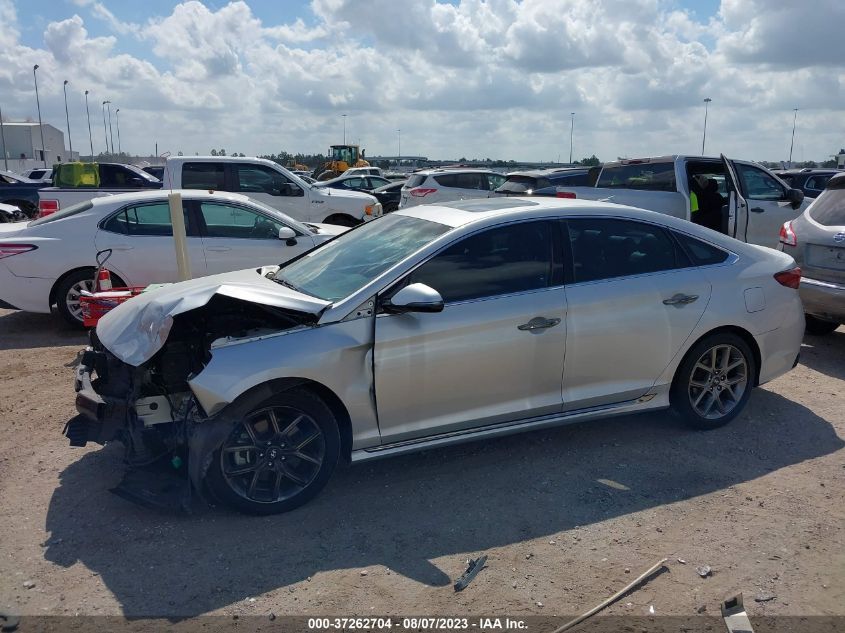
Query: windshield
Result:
<box><xmin>276</xmin><ymin>214</ymin><xmax>451</xmax><ymax>301</ymax></box>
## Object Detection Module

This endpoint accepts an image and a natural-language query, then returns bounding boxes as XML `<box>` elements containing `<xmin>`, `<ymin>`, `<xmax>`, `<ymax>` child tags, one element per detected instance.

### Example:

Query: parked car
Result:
<box><xmin>0</xmin><ymin>169</ymin><xmax>46</xmax><ymax>218</ymax></box>
<box><xmin>162</xmin><ymin>156</ymin><xmax>382</xmax><ymax>227</ymax></box>
<box><xmin>774</xmin><ymin>169</ymin><xmax>840</xmax><ymax>199</ymax></box>
<box><xmin>370</xmin><ymin>181</ymin><xmax>405</xmax><ymax>213</ymax></box>
<box><xmin>37</xmin><ymin>162</ymin><xmax>163</xmax><ymax>216</ymax></box>
<box><xmin>342</xmin><ymin>167</ymin><xmax>385</xmax><ymax>178</ymax></box>
<box><xmin>495</xmin><ymin>168</ymin><xmax>592</xmax><ymax>196</ymax></box>
<box><xmin>66</xmin><ymin>197</ymin><xmax>803</xmax><ymax>514</ymax></box>
<box><xmin>399</xmin><ymin>168</ymin><xmax>506</xmax><ymax>208</ymax></box>
<box><xmin>557</xmin><ymin>155</ymin><xmax>810</xmax><ymax>249</ymax></box>
<box><xmin>0</xmin><ymin>190</ymin><xmax>347</xmax><ymax>326</ymax></box>
<box><xmin>0</xmin><ymin>201</ymin><xmax>27</xmax><ymax>223</ymax></box>
<box><xmin>316</xmin><ymin>174</ymin><xmax>392</xmax><ymax>192</ymax></box>
<box><xmin>779</xmin><ymin>171</ymin><xmax>845</xmax><ymax>335</ymax></box>
<box><xmin>142</xmin><ymin>165</ymin><xmax>165</xmax><ymax>180</ymax></box>
<box><xmin>21</xmin><ymin>168</ymin><xmax>53</xmax><ymax>183</ymax></box>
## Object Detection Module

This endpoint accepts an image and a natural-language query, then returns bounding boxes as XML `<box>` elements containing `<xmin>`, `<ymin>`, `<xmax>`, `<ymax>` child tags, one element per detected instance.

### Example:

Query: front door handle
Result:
<box><xmin>750</xmin><ymin>207</ymin><xmax>765</xmax><ymax>213</ymax></box>
<box><xmin>663</xmin><ymin>293</ymin><xmax>699</xmax><ymax>306</ymax></box>
<box><xmin>518</xmin><ymin>317</ymin><xmax>561</xmax><ymax>331</ymax></box>
<box><xmin>111</xmin><ymin>244</ymin><xmax>133</xmax><ymax>251</ymax></box>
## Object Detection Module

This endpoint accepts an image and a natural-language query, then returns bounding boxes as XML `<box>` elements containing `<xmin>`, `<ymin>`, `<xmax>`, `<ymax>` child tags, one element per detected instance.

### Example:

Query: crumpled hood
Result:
<box><xmin>96</xmin><ymin>267</ymin><xmax>330</xmax><ymax>367</ymax></box>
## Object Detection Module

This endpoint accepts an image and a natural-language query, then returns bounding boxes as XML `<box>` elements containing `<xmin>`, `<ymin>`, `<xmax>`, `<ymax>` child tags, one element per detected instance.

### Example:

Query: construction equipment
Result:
<box><xmin>314</xmin><ymin>145</ymin><xmax>370</xmax><ymax>180</ymax></box>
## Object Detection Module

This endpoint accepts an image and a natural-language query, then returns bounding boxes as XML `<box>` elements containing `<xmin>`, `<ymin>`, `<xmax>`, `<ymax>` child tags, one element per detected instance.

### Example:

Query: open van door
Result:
<box><xmin>721</xmin><ymin>154</ymin><xmax>748</xmax><ymax>241</ymax></box>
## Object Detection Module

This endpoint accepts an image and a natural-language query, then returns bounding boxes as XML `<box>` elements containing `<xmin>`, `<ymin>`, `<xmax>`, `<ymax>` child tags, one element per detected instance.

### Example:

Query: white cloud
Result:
<box><xmin>0</xmin><ymin>0</ymin><xmax>842</xmax><ymax>162</ymax></box>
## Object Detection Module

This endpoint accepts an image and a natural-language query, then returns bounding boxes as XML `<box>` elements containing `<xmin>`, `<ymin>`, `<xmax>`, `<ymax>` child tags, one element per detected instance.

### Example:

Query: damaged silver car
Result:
<box><xmin>67</xmin><ymin>198</ymin><xmax>805</xmax><ymax>514</ymax></box>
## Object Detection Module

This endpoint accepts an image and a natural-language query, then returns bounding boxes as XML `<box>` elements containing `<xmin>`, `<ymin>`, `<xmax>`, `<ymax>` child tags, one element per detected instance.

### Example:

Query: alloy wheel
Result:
<box><xmin>66</xmin><ymin>279</ymin><xmax>96</xmax><ymax>321</ymax></box>
<box><xmin>688</xmin><ymin>344</ymin><xmax>748</xmax><ymax>420</ymax></box>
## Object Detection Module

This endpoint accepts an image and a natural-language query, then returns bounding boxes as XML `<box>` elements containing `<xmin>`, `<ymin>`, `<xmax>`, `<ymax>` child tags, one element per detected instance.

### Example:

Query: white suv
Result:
<box><xmin>399</xmin><ymin>169</ymin><xmax>506</xmax><ymax>208</ymax></box>
<box><xmin>343</xmin><ymin>167</ymin><xmax>384</xmax><ymax>178</ymax></box>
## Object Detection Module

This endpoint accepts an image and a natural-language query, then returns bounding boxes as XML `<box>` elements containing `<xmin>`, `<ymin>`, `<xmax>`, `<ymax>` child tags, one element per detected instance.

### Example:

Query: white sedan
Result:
<box><xmin>0</xmin><ymin>190</ymin><xmax>347</xmax><ymax>325</ymax></box>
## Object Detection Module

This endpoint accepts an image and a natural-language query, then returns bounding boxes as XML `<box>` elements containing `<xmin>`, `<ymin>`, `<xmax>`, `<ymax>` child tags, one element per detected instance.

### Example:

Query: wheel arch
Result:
<box><xmin>672</xmin><ymin>325</ymin><xmax>762</xmax><ymax>392</ymax></box>
<box><xmin>49</xmin><ymin>266</ymin><xmax>127</xmax><ymax>307</ymax></box>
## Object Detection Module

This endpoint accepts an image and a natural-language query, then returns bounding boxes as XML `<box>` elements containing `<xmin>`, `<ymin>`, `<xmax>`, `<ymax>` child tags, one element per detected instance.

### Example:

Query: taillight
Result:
<box><xmin>410</xmin><ymin>188</ymin><xmax>437</xmax><ymax>198</ymax></box>
<box><xmin>38</xmin><ymin>199</ymin><xmax>60</xmax><ymax>217</ymax></box>
<box><xmin>0</xmin><ymin>244</ymin><xmax>38</xmax><ymax>259</ymax></box>
<box><xmin>779</xmin><ymin>221</ymin><xmax>796</xmax><ymax>247</ymax></box>
<box><xmin>556</xmin><ymin>191</ymin><xmax>576</xmax><ymax>199</ymax></box>
<box><xmin>774</xmin><ymin>266</ymin><xmax>801</xmax><ymax>289</ymax></box>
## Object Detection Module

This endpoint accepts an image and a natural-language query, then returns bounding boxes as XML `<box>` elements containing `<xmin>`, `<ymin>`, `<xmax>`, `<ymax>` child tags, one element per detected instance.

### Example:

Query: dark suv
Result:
<box><xmin>495</xmin><ymin>168</ymin><xmax>593</xmax><ymax>196</ymax></box>
<box><xmin>774</xmin><ymin>169</ymin><xmax>841</xmax><ymax>199</ymax></box>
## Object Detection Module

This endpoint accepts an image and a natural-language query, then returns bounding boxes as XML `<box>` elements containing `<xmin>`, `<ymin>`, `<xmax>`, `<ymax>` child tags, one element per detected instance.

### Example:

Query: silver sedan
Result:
<box><xmin>68</xmin><ymin>198</ymin><xmax>805</xmax><ymax>514</ymax></box>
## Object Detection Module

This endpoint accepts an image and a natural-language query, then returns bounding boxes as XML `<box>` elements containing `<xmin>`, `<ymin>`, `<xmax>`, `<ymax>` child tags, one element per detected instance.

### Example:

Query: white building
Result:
<box><xmin>0</xmin><ymin>122</ymin><xmax>77</xmax><ymax>174</ymax></box>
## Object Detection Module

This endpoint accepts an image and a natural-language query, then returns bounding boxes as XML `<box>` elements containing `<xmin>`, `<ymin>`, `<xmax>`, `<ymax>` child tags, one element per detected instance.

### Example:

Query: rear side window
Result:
<box><xmin>673</xmin><ymin>232</ymin><xmax>730</xmax><ymax>265</ymax></box>
<box><xmin>434</xmin><ymin>173</ymin><xmax>489</xmax><ymax>190</ymax></box>
<box><xmin>550</xmin><ymin>172</ymin><xmax>590</xmax><ymax>186</ymax></box>
<box><xmin>597</xmin><ymin>162</ymin><xmax>676</xmax><ymax>191</ymax></box>
<box><xmin>405</xmin><ymin>175</ymin><xmax>426</xmax><ymax>188</ymax></box>
<box><xmin>566</xmin><ymin>218</ymin><xmax>686</xmax><ymax>283</ymax></box>
<box><xmin>808</xmin><ymin>189</ymin><xmax>845</xmax><ymax>227</ymax></box>
<box><xmin>805</xmin><ymin>175</ymin><xmax>831</xmax><ymax>191</ymax></box>
<box><xmin>497</xmin><ymin>176</ymin><xmax>547</xmax><ymax>194</ymax></box>
<box><xmin>102</xmin><ymin>202</ymin><xmax>193</xmax><ymax>236</ymax></box>
<box><xmin>183</xmin><ymin>163</ymin><xmax>226</xmax><ymax>190</ymax></box>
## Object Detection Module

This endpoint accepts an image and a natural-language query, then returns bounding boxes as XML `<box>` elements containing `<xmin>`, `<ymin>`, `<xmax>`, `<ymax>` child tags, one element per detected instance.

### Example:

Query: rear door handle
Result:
<box><xmin>518</xmin><ymin>317</ymin><xmax>561</xmax><ymax>331</ymax></box>
<box><xmin>206</xmin><ymin>246</ymin><xmax>232</xmax><ymax>252</ymax></box>
<box><xmin>111</xmin><ymin>244</ymin><xmax>133</xmax><ymax>251</ymax></box>
<box><xmin>750</xmin><ymin>207</ymin><xmax>765</xmax><ymax>213</ymax></box>
<box><xmin>663</xmin><ymin>293</ymin><xmax>699</xmax><ymax>306</ymax></box>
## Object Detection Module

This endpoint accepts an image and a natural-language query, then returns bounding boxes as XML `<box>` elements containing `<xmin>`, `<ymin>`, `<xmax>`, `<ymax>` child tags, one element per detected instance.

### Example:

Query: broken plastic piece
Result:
<box><xmin>453</xmin><ymin>555</ymin><xmax>487</xmax><ymax>592</ymax></box>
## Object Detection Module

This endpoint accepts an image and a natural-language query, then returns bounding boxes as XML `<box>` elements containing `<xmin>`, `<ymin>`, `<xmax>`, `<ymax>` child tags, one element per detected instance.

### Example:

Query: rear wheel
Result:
<box><xmin>671</xmin><ymin>333</ymin><xmax>755</xmax><ymax>430</ymax></box>
<box><xmin>206</xmin><ymin>389</ymin><xmax>340</xmax><ymax>515</ymax></box>
<box><xmin>55</xmin><ymin>268</ymin><xmax>126</xmax><ymax>328</ymax></box>
<box><xmin>805</xmin><ymin>314</ymin><xmax>840</xmax><ymax>336</ymax></box>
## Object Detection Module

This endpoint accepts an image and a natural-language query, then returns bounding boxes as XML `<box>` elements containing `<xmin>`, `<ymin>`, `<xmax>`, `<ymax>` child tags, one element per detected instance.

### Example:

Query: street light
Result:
<box><xmin>84</xmin><ymin>91</ymin><xmax>94</xmax><ymax>159</ymax></box>
<box><xmin>107</xmin><ymin>102</ymin><xmax>115</xmax><ymax>155</ymax></box>
<box><xmin>397</xmin><ymin>128</ymin><xmax>401</xmax><ymax>165</ymax></box>
<box><xmin>701</xmin><ymin>98</ymin><xmax>712</xmax><ymax>155</ymax></box>
<box><xmin>0</xmin><ymin>104</ymin><xmax>8</xmax><ymax>171</ymax></box>
<box><xmin>115</xmin><ymin>108</ymin><xmax>121</xmax><ymax>155</ymax></box>
<box><xmin>788</xmin><ymin>108</ymin><xmax>799</xmax><ymax>168</ymax></box>
<box><xmin>342</xmin><ymin>114</ymin><xmax>347</xmax><ymax>144</ymax></box>
<box><xmin>63</xmin><ymin>80</ymin><xmax>73</xmax><ymax>157</ymax></box>
<box><xmin>569</xmin><ymin>112</ymin><xmax>575</xmax><ymax>164</ymax></box>
<box><xmin>101</xmin><ymin>100</ymin><xmax>110</xmax><ymax>154</ymax></box>
<box><xmin>33</xmin><ymin>64</ymin><xmax>47</xmax><ymax>167</ymax></box>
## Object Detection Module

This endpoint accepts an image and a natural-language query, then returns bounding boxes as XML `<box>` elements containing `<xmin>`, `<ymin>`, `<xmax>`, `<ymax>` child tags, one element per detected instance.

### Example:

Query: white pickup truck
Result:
<box><xmin>558</xmin><ymin>155</ymin><xmax>811</xmax><ymax>249</ymax></box>
<box><xmin>162</xmin><ymin>156</ymin><xmax>382</xmax><ymax>226</ymax></box>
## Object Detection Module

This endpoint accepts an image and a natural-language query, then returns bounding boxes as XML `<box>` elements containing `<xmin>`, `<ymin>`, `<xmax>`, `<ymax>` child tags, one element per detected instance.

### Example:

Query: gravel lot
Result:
<box><xmin>0</xmin><ymin>307</ymin><xmax>843</xmax><ymax>624</ymax></box>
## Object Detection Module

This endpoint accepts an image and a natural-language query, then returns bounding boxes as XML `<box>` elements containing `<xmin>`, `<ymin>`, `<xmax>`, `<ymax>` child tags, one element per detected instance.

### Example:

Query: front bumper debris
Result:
<box><xmin>64</xmin><ymin>349</ymin><xmax>129</xmax><ymax>447</ymax></box>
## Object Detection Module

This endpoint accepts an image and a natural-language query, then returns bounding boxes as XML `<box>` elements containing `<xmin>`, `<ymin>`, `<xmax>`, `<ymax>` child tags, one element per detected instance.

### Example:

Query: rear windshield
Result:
<box><xmin>405</xmin><ymin>175</ymin><xmax>426</xmax><ymax>188</ymax></box>
<box><xmin>28</xmin><ymin>201</ymin><xmax>93</xmax><ymax>227</ymax></box>
<box><xmin>496</xmin><ymin>176</ymin><xmax>550</xmax><ymax>194</ymax></box>
<box><xmin>597</xmin><ymin>162</ymin><xmax>676</xmax><ymax>191</ymax></box>
<box><xmin>808</xmin><ymin>189</ymin><xmax>845</xmax><ymax>227</ymax></box>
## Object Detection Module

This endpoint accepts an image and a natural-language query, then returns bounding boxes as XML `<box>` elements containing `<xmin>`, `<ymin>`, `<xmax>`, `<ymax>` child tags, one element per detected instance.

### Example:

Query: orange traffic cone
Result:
<box><xmin>95</xmin><ymin>267</ymin><xmax>112</xmax><ymax>292</ymax></box>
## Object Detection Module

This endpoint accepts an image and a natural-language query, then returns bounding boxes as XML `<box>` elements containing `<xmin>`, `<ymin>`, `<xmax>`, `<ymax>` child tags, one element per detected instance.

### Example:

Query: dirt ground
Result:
<box><xmin>0</xmin><ymin>307</ymin><xmax>843</xmax><ymax>626</ymax></box>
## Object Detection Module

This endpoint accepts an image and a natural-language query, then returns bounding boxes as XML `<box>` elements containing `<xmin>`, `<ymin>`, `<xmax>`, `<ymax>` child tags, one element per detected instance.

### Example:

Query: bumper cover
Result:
<box><xmin>65</xmin><ymin>349</ymin><xmax>130</xmax><ymax>447</ymax></box>
<box><xmin>800</xmin><ymin>276</ymin><xmax>845</xmax><ymax>322</ymax></box>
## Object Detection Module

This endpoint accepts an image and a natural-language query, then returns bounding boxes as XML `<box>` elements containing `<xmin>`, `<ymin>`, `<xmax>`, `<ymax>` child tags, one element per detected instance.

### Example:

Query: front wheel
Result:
<box><xmin>805</xmin><ymin>315</ymin><xmax>839</xmax><ymax>336</ymax></box>
<box><xmin>205</xmin><ymin>389</ymin><xmax>340</xmax><ymax>515</ymax></box>
<box><xmin>670</xmin><ymin>333</ymin><xmax>756</xmax><ymax>430</ymax></box>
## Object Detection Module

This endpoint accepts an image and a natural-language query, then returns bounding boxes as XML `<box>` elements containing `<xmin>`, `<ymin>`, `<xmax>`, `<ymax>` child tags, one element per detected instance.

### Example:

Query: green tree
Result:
<box><xmin>210</xmin><ymin>149</ymin><xmax>218</xmax><ymax>156</ymax></box>
<box><xmin>578</xmin><ymin>154</ymin><xmax>601</xmax><ymax>166</ymax></box>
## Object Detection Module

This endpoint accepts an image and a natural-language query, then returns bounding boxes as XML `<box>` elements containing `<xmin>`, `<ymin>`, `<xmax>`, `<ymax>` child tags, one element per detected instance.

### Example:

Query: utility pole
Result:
<box><xmin>84</xmin><ymin>91</ymin><xmax>94</xmax><ymax>159</ymax></box>
<box><xmin>397</xmin><ymin>128</ymin><xmax>401</xmax><ymax>165</ymax></box>
<box><xmin>342</xmin><ymin>114</ymin><xmax>347</xmax><ymax>144</ymax></box>
<box><xmin>701</xmin><ymin>98</ymin><xmax>712</xmax><ymax>155</ymax></box>
<box><xmin>568</xmin><ymin>112</ymin><xmax>575</xmax><ymax>164</ymax></box>
<box><xmin>107</xmin><ymin>102</ymin><xmax>115</xmax><ymax>155</ymax></box>
<box><xmin>115</xmin><ymin>108</ymin><xmax>121</xmax><ymax>154</ymax></box>
<box><xmin>102</xmin><ymin>101</ymin><xmax>110</xmax><ymax>154</ymax></box>
<box><xmin>0</xmin><ymin>104</ymin><xmax>8</xmax><ymax>170</ymax></box>
<box><xmin>33</xmin><ymin>65</ymin><xmax>47</xmax><ymax>167</ymax></box>
<box><xmin>788</xmin><ymin>108</ymin><xmax>798</xmax><ymax>168</ymax></box>
<box><xmin>62</xmin><ymin>80</ymin><xmax>73</xmax><ymax>157</ymax></box>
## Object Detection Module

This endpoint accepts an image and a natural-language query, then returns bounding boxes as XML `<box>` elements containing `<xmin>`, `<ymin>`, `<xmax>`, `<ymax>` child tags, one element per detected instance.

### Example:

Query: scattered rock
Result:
<box><xmin>754</xmin><ymin>591</ymin><xmax>776</xmax><ymax>603</ymax></box>
<box><xmin>677</xmin><ymin>558</ymin><xmax>687</xmax><ymax>564</ymax></box>
<box><xmin>269</xmin><ymin>613</ymin><xmax>276</xmax><ymax>621</ymax></box>
<box><xmin>656</xmin><ymin>527</ymin><xmax>663</xmax><ymax>533</ymax></box>
<box><xmin>360</xmin><ymin>570</ymin><xmax>368</xmax><ymax>577</ymax></box>
<box><xmin>536</xmin><ymin>602</ymin><xmax>544</xmax><ymax>608</ymax></box>
<box><xmin>23</xmin><ymin>581</ymin><xmax>35</xmax><ymax>589</ymax></box>
<box><xmin>696</xmin><ymin>565</ymin><xmax>712</xmax><ymax>578</ymax></box>
<box><xmin>624</xmin><ymin>568</ymin><xmax>631</xmax><ymax>574</ymax></box>
<box><xmin>525</xmin><ymin>553</ymin><xmax>533</xmax><ymax>560</ymax></box>
<box><xmin>696</xmin><ymin>605</ymin><xmax>707</xmax><ymax>614</ymax></box>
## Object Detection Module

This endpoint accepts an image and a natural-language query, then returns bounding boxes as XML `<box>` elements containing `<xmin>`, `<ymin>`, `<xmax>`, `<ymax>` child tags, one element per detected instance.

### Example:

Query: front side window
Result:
<box><xmin>736</xmin><ymin>164</ymin><xmax>785</xmax><ymax>200</ymax></box>
<box><xmin>199</xmin><ymin>202</ymin><xmax>287</xmax><ymax>239</ymax></box>
<box><xmin>597</xmin><ymin>162</ymin><xmax>676</xmax><ymax>191</ymax></box>
<box><xmin>805</xmin><ymin>175</ymin><xmax>831</xmax><ymax>192</ymax></box>
<box><xmin>487</xmin><ymin>173</ymin><xmax>506</xmax><ymax>190</ymax></box>
<box><xmin>567</xmin><ymin>218</ymin><xmax>685</xmax><ymax>283</ymax></box>
<box><xmin>408</xmin><ymin>221</ymin><xmax>553</xmax><ymax>303</ymax></box>
<box><xmin>278</xmin><ymin>214</ymin><xmax>451</xmax><ymax>301</ymax></box>
<box><xmin>237</xmin><ymin>165</ymin><xmax>299</xmax><ymax>196</ymax></box>
<box><xmin>183</xmin><ymin>162</ymin><xmax>226</xmax><ymax>190</ymax></box>
<box><xmin>103</xmin><ymin>202</ymin><xmax>193</xmax><ymax>237</ymax></box>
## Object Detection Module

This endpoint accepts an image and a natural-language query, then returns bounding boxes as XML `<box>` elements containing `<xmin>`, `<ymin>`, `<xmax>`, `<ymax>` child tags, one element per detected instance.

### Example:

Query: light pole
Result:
<box><xmin>0</xmin><ymin>104</ymin><xmax>8</xmax><ymax>171</ymax></box>
<box><xmin>788</xmin><ymin>108</ymin><xmax>798</xmax><ymax>167</ymax></box>
<box><xmin>62</xmin><ymin>80</ymin><xmax>73</xmax><ymax>157</ymax></box>
<box><xmin>115</xmin><ymin>108</ymin><xmax>121</xmax><ymax>154</ymax></box>
<box><xmin>569</xmin><ymin>112</ymin><xmax>575</xmax><ymax>164</ymax></box>
<box><xmin>342</xmin><ymin>114</ymin><xmax>347</xmax><ymax>144</ymax></box>
<box><xmin>397</xmin><ymin>128</ymin><xmax>401</xmax><ymax>165</ymax></box>
<box><xmin>101</xmin><ymin>100</ymin><xmax>110</xmax><ymax>154</ymax></box>
<box><xmin>107</xmin><ymin>102</ymin><xmax>115</xmax><ymax>155</ymax></box>
<box><xmin>84</xmin><ymin>91</ymin><xmax>94</xmax><ymax>159</ymax></box>
<box><xmin>33</xmin><ymin>65</ymin><xmax>47</xmax><ymax>167</ymax></box>
<box><xmin>701</xmin><ymin>98</ymin><xmax>712</xmax><ymax>155</ymax></box>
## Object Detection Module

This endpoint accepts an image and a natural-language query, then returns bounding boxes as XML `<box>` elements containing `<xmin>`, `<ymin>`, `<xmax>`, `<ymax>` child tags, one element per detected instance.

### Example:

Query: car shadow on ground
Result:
<box><xmin>42</xmin><ymin>388</ymin><xmax>843</xmax><ymax>618</ymax></box>
<box><xmin>0</xmin><ymin>309</ymin><xmax>86</xmax><ymax>351</ymax></box>
<box><xmin>799</xmin><ymin>328</ymin><xmax>845</xmax><ymax>380</ymax></box>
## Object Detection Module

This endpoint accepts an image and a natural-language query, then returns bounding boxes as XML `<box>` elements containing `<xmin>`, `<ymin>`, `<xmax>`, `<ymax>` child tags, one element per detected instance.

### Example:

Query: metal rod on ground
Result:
<box><xmin>549</xmin><ymin>558</ymin><xmax>668</xmax><ymax>633</ymax></box>
<box><xmin>168</xmin><ymin>192</ymin><xmax>191</xmax><ymax>281</ymax></box>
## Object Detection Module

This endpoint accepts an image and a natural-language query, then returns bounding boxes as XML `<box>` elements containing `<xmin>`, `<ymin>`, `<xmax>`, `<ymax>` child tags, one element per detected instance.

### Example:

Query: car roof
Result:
<box><xmin>506</xmin><ymin>168</ymin><xmax>589</xmax><ymax>178</ymax></box>
<box><xmin>414</xmin><ymin>168</ymin><xmax>498</xmax><ymax>176</ymax></box>
<box><xmin>88</xmin><ymin>189</ymin><xmax>251</xmax><ymax>206</ymax></box>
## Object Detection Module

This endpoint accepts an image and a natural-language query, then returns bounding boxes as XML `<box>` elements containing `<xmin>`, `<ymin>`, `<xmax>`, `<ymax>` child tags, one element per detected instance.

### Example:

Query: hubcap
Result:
<box><xmin>66</xmin><ymin>279</ymin><xmax>96</xmax><ymax>321</ymax></box>
<box><xmin>220</xmin><ymin>406</ymin><xmax>325</xmax><ymax>504</ymax></box>
<box><xmin>688</xmin><ymin>344</ymin><xmax>748</xmax><ymax>420</ymax></box>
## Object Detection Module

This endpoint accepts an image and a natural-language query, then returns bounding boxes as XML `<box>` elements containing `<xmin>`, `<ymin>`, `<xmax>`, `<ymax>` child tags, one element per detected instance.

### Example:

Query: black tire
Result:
<box><xmin>206</xmin><ymin>388</ymin><xmax>340</xmax><ymax>515</ymax></box>
<box><xmin>55</xmin><ymin>269</ymin><xmax>98</xmax><ymax>328</ymax></box>
<box><xmin>805</xmin><ymin>315</ymin><xmax>840</xmax><ymax>336</ymax></box>
<box><xmin>670</xmin><ymin>332</ymin><xmax>756</xmax><ymax>430</ymax></box>
<box><xmin>324</xmin><ymin>214</ymin><xmax>360</xmax><ymax>227</ymax></box>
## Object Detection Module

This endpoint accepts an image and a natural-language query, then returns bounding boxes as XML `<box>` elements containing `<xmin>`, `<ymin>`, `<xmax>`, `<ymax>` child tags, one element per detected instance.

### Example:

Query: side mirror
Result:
<box><xmin>786</xmin><ymin>187</ymin><xmax>804</xmax><ymax>209</ymax></box>
<box><xmin>278</xmin><ymin>226</ymin><xmax>297</xmax><ymax>245</ymax></box>
<box><xmin>383</xmin><ymin>283</ymin><xmax>444</xmax><ymax>314</ymax></box>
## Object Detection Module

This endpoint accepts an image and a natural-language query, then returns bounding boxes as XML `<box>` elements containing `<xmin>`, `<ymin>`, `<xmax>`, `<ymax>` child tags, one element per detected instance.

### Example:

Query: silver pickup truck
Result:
<box><xmin>558</xmin><ymin>155</ymin><xmax>811</xmax><ymax>249</ymax></box>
